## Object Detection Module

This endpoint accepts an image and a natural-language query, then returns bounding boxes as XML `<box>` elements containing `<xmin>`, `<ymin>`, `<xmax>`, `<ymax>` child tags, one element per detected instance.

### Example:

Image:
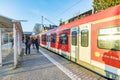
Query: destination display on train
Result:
<box><xmin>99</xmin><ymin>27</ymin><xmax>120</xmax><ymax>35</ymax></box>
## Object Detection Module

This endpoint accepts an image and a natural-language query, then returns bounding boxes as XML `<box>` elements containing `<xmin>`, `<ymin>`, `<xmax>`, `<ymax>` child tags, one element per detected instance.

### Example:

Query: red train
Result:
<box><xmin>39</xmin><ymin>5</ymin><xmax>120</xmax><ymax>80</ymax></box>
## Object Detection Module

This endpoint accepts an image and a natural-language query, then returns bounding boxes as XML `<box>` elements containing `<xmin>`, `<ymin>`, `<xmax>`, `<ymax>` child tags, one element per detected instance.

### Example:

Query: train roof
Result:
<box><xmin>56</xmin><ymin>4</ymin><xmax>120</xmax><ymax>31</ymax></box>
<box><xmin>40</xmin><ymin>28</ymin><xmax>57</xmax><ymax>35</ymax></box>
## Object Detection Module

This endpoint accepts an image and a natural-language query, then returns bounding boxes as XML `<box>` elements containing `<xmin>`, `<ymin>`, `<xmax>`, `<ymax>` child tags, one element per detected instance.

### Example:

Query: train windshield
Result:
<box><xmin>98</xmin><ymin>26</ymin><xmax>120</xmax><ymax>50</ymax></box>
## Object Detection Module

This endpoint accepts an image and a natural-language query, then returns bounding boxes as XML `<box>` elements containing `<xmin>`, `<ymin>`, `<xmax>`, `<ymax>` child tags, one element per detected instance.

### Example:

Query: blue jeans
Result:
<box><xmin>26</xmin><ymin>44</ymin><xmax>31</xmax><ymax>54</ymax></box>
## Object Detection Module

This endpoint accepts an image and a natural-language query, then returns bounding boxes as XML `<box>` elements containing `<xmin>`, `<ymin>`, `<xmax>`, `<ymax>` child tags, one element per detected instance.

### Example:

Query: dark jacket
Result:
<box><xmin>35</xmin><ymin>39</ymin><xmax>39</xmax><ymax>46</ymax></box>
<box><xmin>25</xmin><ymin>37</ymin><xmax>31</xmax><ymax>45</ymax></box>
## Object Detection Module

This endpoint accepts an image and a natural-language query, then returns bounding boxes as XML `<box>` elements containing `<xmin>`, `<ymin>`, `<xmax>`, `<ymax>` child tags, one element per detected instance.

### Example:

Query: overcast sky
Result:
<box><xmin>0</xmin><ymin>0</ymin><xmax>93</xmax><ymax>32</ymax></box>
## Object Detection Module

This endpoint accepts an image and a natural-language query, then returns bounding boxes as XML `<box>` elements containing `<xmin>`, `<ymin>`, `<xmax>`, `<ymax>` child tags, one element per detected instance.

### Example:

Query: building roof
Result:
<box><xmin>0</xmin><ymin>15</ymin><xmax>23</xmax><ymax>33</ymax></box>
<box><xmin>0</xmin><ymin>15</ymin><xmax>13</xmax><ymax>32</ymax></box>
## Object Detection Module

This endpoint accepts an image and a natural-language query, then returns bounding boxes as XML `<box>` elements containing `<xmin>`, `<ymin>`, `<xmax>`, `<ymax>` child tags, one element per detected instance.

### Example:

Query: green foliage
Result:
<box><xmin>93</xmin><ymin>0</ymin><xmax>120</xmax><ymax>12</ymax></box>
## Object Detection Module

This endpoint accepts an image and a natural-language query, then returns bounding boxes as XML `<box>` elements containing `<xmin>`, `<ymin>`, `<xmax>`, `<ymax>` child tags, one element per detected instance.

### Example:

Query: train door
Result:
<box><xmin>70</xmin><ymin>27</ymin><xmax>79</xmax><ymax>62</ymax></box>
<box><xmin>47</xmin><ymin>34</ymin><xmax>50</xmax><ymax>49</ymax></box>
<box><xmin>79</xmin><ymin>24</ymin><xmax>91</xmax><ymax>63</ymax></box>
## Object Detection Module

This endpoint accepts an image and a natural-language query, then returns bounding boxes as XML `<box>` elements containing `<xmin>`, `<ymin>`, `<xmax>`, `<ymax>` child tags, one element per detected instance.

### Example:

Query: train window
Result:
<box><xmin>44</xmin><ymin>35</ymin><xmax>46</xmax><ymax>41</ymax></box>
<box><xmin>81</xmin><ymin>30</ymin><xmax>88</xmax><ymax>47</ymax></box>
<box><xmin>51</xmin><ymin>34</ymin><xmax>56</xmax><ymax>43</ymax></box>
<box><xmin>42</xmin><ymin>35</ymin><xmax>46</xmax><ymax>41</ymax></box>
<box><xmin>60</xmin><ymin>33</ymin><xmax>68</xmax><ymax>44</ymax></box>
<box><xmin>98</xmin><ymin>27</ymin><xmax>120</xmax><ymax>50</ymax></box>
<box><xmin>42</xmin><ymin>35</ymin><xmax>44</xmax><ymax>41</ymax></box>
<box><xmin>72</xmin><ymin>31</ymin><xmax>77</xmax><ymax>45</ymax></box>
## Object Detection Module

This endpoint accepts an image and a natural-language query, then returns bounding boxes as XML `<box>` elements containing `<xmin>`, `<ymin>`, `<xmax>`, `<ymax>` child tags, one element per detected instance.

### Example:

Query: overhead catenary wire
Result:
<box><xmin>44</xmin><ymin>17</ymin><xmax>56</xmax><ymax>25</ymax></box>
<box><xmin>55</xmin><ymin>0</ymin><xmax>82</xmax><ymax>18</ymax></box>
<box><xmin>39</xmin><ymin>0</ymin><xmax>82</xmax><ymax>26</ymax></box>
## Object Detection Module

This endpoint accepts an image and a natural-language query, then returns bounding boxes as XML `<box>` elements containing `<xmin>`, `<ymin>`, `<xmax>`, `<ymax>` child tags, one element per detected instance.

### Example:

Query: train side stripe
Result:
<box><xmin>92</xmin><ymin>15</ymin><xmax>120</xmax><ymax>24</ymax></box>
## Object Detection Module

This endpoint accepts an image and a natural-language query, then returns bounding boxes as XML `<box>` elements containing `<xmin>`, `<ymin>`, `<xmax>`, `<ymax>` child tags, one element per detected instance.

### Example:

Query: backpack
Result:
<box><xmin>27</xmin><ymin>39</ymin><xmax>32</xmax><ymax>45</ymax></box>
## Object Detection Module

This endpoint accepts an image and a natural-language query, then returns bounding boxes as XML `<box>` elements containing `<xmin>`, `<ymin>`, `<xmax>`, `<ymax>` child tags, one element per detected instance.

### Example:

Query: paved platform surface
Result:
<box><xmin>0</xmin><ymin>48</ymin><xmax>70</xmax><ymax>80</ymax></box>
<box><xmin>0</xmin><ymin>46</ymin><xmax>107</xmax><ymax>80</ymax></box>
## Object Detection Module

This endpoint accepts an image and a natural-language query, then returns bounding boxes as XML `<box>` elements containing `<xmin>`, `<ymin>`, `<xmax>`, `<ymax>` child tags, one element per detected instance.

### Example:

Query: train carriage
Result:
<box><xmin>39</xmin><ymin>5</ymin><xmax>120</xmax><ymax>80</ymax></box>
<box><xmin>57</xmin><ymin>29</ymin><xmax>71</xmax><ymax>58</ymax></box>
<box><xmin>91</xmin><ymin>18</ymin><xmax>120</xmax><ymax>79</ymax></box>
<box><xmin>40</xmin><ymin>28</ymin><xmax>57</xmax><ymax>49</ymax></box>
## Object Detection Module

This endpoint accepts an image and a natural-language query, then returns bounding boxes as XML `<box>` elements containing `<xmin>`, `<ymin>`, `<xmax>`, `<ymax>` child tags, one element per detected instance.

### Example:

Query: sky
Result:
<box><xmin>0</xmin><ymin>0</ymin><xmax>93</xmax><ymax>32</ymax></box>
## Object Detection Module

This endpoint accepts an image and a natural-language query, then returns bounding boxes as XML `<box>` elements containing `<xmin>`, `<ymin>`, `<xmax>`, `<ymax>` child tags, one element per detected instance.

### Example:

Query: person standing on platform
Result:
<box><xmin>25</xmin><ymin>36</ymin><xmax>32</xmax><ymax>55</ymax></box>
<box><xmin>35</xmin><ymin>38</ymin><xmax>39</xmax><ymax>53</ymax></box>
<box><xmin>32</xmin><ymin>38</ymin><xmax>35</xmax><ymax>49</ymax></box>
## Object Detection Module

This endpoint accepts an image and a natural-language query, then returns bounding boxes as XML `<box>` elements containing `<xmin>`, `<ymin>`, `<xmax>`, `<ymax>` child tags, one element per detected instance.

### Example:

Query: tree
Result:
<box><xmin>33</xmin><ymin>23</ymin><xmax>43</xmax><ymax>35</ymax></box>
<box><xmin>93</xmin><ymin>0</ymin><xmax>120</xmax><ymax>12</ymax></box>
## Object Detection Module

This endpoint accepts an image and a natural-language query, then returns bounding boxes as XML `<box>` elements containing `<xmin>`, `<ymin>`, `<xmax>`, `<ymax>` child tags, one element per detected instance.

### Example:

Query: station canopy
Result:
<box><xmin>0</xmin><ymin>15</ymin><xmax>13</xmax><ymax>32</ymax></box>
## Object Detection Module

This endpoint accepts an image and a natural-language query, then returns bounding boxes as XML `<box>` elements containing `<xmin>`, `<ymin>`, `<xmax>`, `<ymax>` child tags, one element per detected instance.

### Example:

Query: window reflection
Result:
<box><xmin>98</xmin><ymin>27</ymin><xmax>120</xmax><ymax>50</ymax></box>
<box><xmin>60</xmin><ymin>33</ymin><xmax>68</xmax><ymax>44</ymax></box>
<box><xmin>51</xmin><ymin>34</ymin><xmax>56</xmax><ymax>43</ymax></box>
<box><xmin>72</xmin><ymin>31</ymin><xmax>77</xmax><ymax>46</ymax></box>
<box><xmin>81</xmin><ymin>29</ymin><xmax>89</xmax><ymax>47</ymax></box>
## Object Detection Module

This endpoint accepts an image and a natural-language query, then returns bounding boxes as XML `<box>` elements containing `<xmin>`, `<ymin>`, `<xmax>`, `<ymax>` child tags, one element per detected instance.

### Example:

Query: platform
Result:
<box><xmin>0</xmin><ymin>46</ymin><xmax>107</xmax><ymax>80</ymax></box>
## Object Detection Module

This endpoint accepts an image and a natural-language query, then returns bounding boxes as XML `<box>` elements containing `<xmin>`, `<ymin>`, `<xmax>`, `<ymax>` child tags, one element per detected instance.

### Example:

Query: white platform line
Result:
<box><xmin>39</xmin><ymin>49</ymin><xmax>81</xmax><ymax>80</ymax></box>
